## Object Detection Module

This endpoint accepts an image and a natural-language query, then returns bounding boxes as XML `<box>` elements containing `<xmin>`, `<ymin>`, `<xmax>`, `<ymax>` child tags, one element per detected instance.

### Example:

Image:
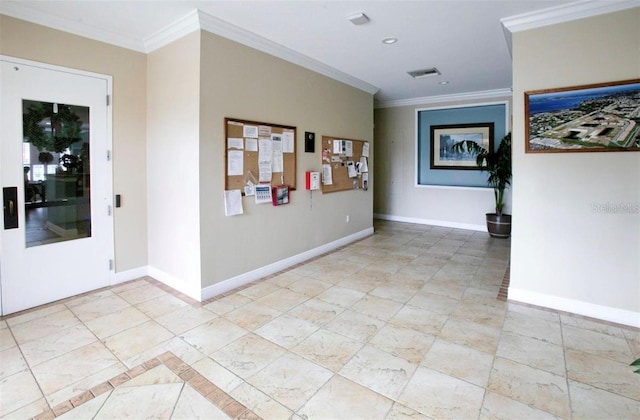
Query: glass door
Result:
<box><xmin>1</xmin><ymin>57</ymin><xmax>113</xmax><ymax>315</ymax></box>
<box><xmin>23</xmin><ymin>100</ymin><xmax>92</xmax><ymax>247</ymax></box>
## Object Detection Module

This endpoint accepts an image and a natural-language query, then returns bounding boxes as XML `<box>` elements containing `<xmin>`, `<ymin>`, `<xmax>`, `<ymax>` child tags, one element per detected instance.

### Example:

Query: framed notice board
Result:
<box><xmin>225</xmin><ymin>118</ymin><xmax>297</xmax><ymax>193</ymax></box>
<box><xmin>321</xmin><ymin>135</ymin><xmax>370</xmax><ymax>193</ymax></box>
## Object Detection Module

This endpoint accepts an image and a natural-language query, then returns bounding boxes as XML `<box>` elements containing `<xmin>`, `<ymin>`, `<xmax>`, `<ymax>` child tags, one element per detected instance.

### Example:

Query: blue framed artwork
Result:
<box><xmin>417</xmin><ymin>103</ymin><xmax>507</xmax><ymax>187</ymax></box>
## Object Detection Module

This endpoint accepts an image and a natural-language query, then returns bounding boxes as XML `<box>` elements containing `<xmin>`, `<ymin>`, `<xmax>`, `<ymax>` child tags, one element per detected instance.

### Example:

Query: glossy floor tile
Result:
<box><xmin>1</xmin><ymin>220</ymin><xmax>639</xmax><ymax>419</ymax></box>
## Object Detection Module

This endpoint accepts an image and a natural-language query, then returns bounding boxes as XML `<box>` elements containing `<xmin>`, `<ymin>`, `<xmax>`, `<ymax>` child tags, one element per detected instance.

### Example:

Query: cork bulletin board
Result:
<box><xmin>225</xmin><ymin>118</ymin><xmax>297</xmax><ymax>193</ymax></box>
<box><xmin>321</xmin><ymin>135</ymin><xmax>369</xmax><ymax>194</ymax></box>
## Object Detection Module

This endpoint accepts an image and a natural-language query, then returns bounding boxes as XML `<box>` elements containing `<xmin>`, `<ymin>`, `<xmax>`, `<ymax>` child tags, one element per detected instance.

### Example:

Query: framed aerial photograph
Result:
<box><xmin>430</xmin><ymin>123</ymin><xmax>494</xmax><ymax>169</ymax></box>
<box><xmin>525</xmin><ymin>79</ymin><xmax>640</xmax><ymax>153</ymax></box>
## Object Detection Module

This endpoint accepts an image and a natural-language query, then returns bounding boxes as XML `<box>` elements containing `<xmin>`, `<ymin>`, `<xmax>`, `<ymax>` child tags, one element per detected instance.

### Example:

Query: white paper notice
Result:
<box><xmin>362</xmin><ymin>173</ymin><xmax>369</xmax><ymax>191</ymax></box>
<box><xmin>259</xmin><ymin>163</ymin><xmax>272</xmax><ymax>183</ymax></box>
<box><xmin>362</xmin><ymin>142</ymin><xmax>370</xmax><ymax>157</ymax></box>
<box><xmin>254</xmin><ymin>184</ymin><xmax>272</xmax><ymax>204</ymax></box>
<box><xmin>227</xmin><ymin>138</ymin><xmax>244</xmax><ymax>149</ymax></box>
<box><xmin>322</xmin><ymin>164</ymin><xmax>333</xmax><ymax>185</ymax></box>
<box><xmin>359</xmin><ymin>156</ymin><xmax>369</xmax><ymax>173</ymax></box>
<box><xmin>227</xmin><ymin>150</ymin><xmax>244</xmax><ymax>176</ymax></box>
<box><xmin>258</xmin><ymin>125</ymin><xmax>272</xmax><ymax>138</ymax></box>
<box><xmin>243</xmin><ymin>125</ymin><xmax>259</xmax><ymax>138</ymax></box>
<box><xmin>333</xmin><ymin>139</ymin><xmax>343</xmax><ymax>154</ymax></box>
<box><xmin>282</xmin><ymin>130</ymin><xmax>294</xmax><ymax>153</ymax></box>
<box><xmin>258</xmin><ymin>138</ymin><xmax>273</xmax><ymax>182</ymax></box>
<box><xmin>345</xmin><ymin>140</ymin><xmax>353</xmax><ymax>157</ymax></box>
<box><xmin>259</xmin><ymin>138</ymin><xmax>273</xmax><ymax>161</ymax></box>
<box><xmin>224</xmin><ymin>189</ymin><xmax>243</xmax><ymax>216</ymax></box>
<box><xmin>245</xmin><ymin>138</ymin><xmax>258</xmax><ymax>152</ymax></box>
<box><xmin>347</xmin><ymin>161</ymin><xmax>357</xmax><ymax>178</ymax></box>
<box><xmin>244</xmin><ymin>182</ymin><xmax>255</xmax><ymax>196</ymax></box>
<box><xmin>271</xmin><ymin>134</ymin><xmax>283</xmax><ymax>173</ymax></box>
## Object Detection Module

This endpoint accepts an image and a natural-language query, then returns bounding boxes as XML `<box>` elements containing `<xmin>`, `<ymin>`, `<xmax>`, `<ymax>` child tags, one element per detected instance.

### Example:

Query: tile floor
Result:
<box><xmin>1</xmin><ymin>220</ymin><xmax>639</xmax><ymax>419</ymax></box>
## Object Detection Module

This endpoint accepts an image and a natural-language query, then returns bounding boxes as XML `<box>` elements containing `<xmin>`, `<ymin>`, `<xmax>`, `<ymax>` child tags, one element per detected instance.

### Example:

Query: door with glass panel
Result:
<box><xmin>0</xmin><ymin>57</ymin><xmax>113</xmax><ymax>315</ymax></box>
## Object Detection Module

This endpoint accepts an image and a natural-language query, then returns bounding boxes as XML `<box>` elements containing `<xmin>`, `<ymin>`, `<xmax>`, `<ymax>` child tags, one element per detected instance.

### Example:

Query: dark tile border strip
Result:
<box><xmin>497</xmin><ymin>260</ymin><xmax>510</xmax><ymax>301</ymax></box>
<box><xmin>32</xmin><ymin>351</ymin><xmax>262</xmax><ymax>420</ymax></box>
<box><xmin>507</xmin><ymin>300</ymin><xmax>640</xmax><ymax>332</ymax></box>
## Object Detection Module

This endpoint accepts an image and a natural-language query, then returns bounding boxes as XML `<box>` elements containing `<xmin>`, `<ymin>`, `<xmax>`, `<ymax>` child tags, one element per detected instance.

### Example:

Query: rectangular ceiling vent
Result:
<box><xmin>408</xmin><ymin>67</ymin><xmax>441</xmax><ymax>79</ymax></box>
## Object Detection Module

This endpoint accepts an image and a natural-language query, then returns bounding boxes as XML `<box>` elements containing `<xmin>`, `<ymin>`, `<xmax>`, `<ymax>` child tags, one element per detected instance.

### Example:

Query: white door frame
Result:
<box><xmin>0</xmin><ymin>55</ymin><xmax>115</xmax><ymax>314</ymax></box>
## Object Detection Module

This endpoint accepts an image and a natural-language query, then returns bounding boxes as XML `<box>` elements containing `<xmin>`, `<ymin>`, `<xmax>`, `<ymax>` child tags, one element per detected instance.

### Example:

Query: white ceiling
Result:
<box><xmin>1</xmin><ymin>1</ymin><xmax>634</xmax><ymax>106</ymax></box>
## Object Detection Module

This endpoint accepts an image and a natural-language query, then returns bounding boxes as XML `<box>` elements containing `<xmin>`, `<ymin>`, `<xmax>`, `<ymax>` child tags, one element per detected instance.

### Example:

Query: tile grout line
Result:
<box><xmin>5</xmin><ymin>221</ymin><xmax>636</xmax><ymax>419</ymax></box>
<box><xmin>31</xmin><ymin>351</ymin><xmax>263</xmax><ymax>420</ymax></box>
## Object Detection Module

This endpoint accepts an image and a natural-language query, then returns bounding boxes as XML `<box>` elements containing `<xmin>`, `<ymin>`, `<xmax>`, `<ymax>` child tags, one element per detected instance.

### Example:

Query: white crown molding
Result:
<box><xmin>501</xmin><ymin>0</ymin><xmax>639</xmax><ymax>33</ymax></box>
<box><xmin>194</xmin><ymin>10</ymin><xmax>379</xmax><ymax>95</ymax></box>
<box><xmin>145</xmin><ymin>9</ymin><xmax>378</xmax><ymax>95</ymax></box>
<box><xmin>0</xmin><ymin>1</ymin><xmax>147</xmax><ymax>52</ymax></box>
<box><xmin>1</xmin><ymin>3</ymin><xmax>379</xmax><ymax>95</ymax></box>
<box><xmin>500</xmin><ymin>0</ymin><xmax>640</xmax><ymax>54</ymax></box>
<box><xmin>143</xmin><ymin>9</ymin><xmax>201</xmax><ymax>53</ymax></box>
<box><xmin>375</xmin><ymin>88</ymin><xmax>512</xmax><ymax>109</ymax></box>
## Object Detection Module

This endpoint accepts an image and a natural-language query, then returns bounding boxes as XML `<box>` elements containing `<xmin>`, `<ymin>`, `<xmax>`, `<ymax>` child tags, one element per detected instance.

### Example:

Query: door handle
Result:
<box><xmin>3</xmin><ymin>187</ymin><xmax>19</xmax><ymax>229</ymax></box>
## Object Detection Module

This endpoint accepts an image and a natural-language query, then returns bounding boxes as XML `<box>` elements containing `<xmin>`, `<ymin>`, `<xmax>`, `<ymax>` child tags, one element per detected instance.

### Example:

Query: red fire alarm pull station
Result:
<box><xmin>305</xmin><ymin>171</ymin><xmax>320</xmax><ymax>190</ymax></box>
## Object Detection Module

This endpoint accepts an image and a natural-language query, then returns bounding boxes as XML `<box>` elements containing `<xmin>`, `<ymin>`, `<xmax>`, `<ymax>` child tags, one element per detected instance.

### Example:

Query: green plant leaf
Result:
<box><xmin>452</xmin><ymin>132</ymin><xmax>511</xmax><ymax>214</ymax></box>
<box><xmin>631</xmin><ymin>358</ymin><xmax>640</xmax><ymax>367</ymax></box>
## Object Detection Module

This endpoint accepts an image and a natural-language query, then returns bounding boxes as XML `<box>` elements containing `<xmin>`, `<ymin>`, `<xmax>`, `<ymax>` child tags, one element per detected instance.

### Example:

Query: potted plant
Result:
<box><xmin>453</xmin><ymin>132</ymin><xmax>512</xmax><ymax>238</ymax></box>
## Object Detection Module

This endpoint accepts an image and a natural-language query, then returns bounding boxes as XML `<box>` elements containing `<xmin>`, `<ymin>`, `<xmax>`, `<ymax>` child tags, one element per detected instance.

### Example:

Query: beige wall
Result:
<box><xmin>1</xmin><ymin>15</ymin><xmax>373</xmax><ymax>297</ymax></box>
<box><xmin>199</xmin><ymin>31</ymin><xmax>374</xmax><ymax>289</ymax></box>
<box><xmin>374</xmin><ymin>97</ymin><xmax>512</xmax><ymax>230</ymax></box>
<box><xmin>0</xmin><ymin>15</ymin><xmax>148</xmax><ymax>273</ymax></box>
<box><xmin>510</xmin><ymin>8</ymin><xmax>640</xmax><ymax>326</ymax></box>
<box><xmin>146</xmin><ymin>32</ymin><xmax>202</xmax><ymax>295</ymax></box>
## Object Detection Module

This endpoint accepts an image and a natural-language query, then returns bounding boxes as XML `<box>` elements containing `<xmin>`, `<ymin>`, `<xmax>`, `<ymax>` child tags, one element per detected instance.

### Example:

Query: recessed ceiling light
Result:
<box><xmin>439</xmin><ymin>81</ymin><xmax>450</xmax><ymax>85</ymax></box>
<box><xmin>382</xmin><ymin>37</ymin><xmax>398</xmax><ymax>44</ymax></box>
<box><xmin>348</xmin><ymin>13</ymin><xmax>370</xmax><ymax>25</ymax></box>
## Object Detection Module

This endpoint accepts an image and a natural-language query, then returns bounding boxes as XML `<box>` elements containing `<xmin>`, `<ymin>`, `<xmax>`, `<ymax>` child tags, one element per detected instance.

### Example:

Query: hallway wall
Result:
<box><xmin>0</xmin><ymin>15</ymin><xmax>148</xmax><ymax>273</ymax></box>
<box><xmin>510</xmin><ymin>8</ymin><xmax>640</xmax><ymax>326</ymax></box>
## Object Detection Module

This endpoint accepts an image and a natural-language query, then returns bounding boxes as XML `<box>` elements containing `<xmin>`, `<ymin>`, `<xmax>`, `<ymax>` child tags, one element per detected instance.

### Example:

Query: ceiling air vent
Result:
<box><xmin>407</xmin><ymin>67</ymin><xmax>441</xmax><ymax>79</ymax></box>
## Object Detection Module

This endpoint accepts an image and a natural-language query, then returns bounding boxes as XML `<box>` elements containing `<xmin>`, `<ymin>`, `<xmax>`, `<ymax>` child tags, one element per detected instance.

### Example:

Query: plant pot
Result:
<box><xmin>486</xmin><ymin>213</ymin><xmax>511</xmax><ymax>238</ymax></box>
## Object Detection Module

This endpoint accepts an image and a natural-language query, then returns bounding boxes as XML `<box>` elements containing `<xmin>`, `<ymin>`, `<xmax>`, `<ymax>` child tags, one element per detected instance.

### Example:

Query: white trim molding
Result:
<box><xmin>148</xmin><ymin>266</ymin><xmax>202</xmax><ymax>302</ymax></box>
<box><xmin>374</xmin><ymin>214</ymin><xmax>486</xmax><ymax>233</ymax></box>
<box><xmin>0</xmin><ymin>1</ymin><xmax>147</xmax><ymax>52</ymax></box>
<box><xmin>113</xmin><ymin>266</ymin><xmax>150</xmax><ymax>285</ymax></box>
<box><xmin>201</xmin><ymin>228</ymin><xmax>374</xmax><ymax>301</ymax></box>
<box><xmin>0</xmin><ymin>4</ymin><xmax>379</xmax><ymax>95</ymax></box>
<box><xmin>501</xmin><ymin>0</ymin><xmax>639</xmax><ymax>33</ymax></box>
<box><xmin>194</xmin><ymin>10</ymin><xmax>378</xmax><ymax>95</ymax></box>
<box><xmin>508</xmin><ymin>287</ymin><xmax>640</xmax><ymax>328</ymax></box>
<box><xmin>376</xmin><ymin>89</ymin><xmax>512</xmax><ymax>109</ymax></box>
<box><xmin>143</xmin><ymin>9</ymin><xmax>201</xmax><ymax>53</ymax></box>
<box><xmin>118</xmin><ymin>228</ymin><xmax>374</xmax><ymax>303</ymax></box>
<box><xmin>500</xmin><ymin>0</ymin><xmax>639</xmax><ymax>54</ymax></box>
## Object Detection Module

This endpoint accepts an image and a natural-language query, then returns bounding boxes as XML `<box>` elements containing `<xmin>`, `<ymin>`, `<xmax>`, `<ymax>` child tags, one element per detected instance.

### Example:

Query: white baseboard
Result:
<box><xmin>374</xmin><ymin>213</ymin><xmax>486</xmax><ymax>232</ymax></box>
<box><xmin>147</xmin><ymin>266</ymin><xmax>202</xmax><ymax>302</ymax></box>
<box><xmin>200</xmin><ymin>227</ymin><xmax>374</xmax><ymax>301</ymax></box>
<box><xmin>118</xmin><ymin>228</ymin><xmax>374</xmax><ymax>303</ymax></box>
<box><xmin>113</xmin><ymin>266</ymin><xmax>149</xmax><ymax>285</ymax></box>
<box><xmin>508</xmin><ymin>287</ymin><xmax>640</xmax><ymax>328</ymax></box>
